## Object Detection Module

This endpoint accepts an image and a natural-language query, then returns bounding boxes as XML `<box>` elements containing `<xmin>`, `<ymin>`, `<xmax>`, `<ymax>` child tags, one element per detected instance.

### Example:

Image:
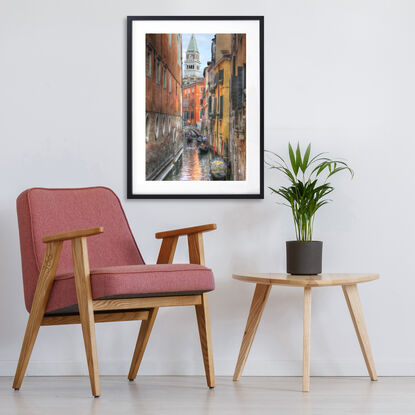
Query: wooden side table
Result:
<box><xmin>232</xmin><ymin>273</ymin><xmax>379</xmax><ymax>391</ymax></box>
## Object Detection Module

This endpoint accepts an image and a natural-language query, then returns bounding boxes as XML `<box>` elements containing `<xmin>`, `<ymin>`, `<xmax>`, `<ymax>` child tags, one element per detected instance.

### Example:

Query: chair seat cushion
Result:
<box><xmin>46</xmin><ymin>264</ymin><xmax>215</xmax><ymax>314</ymax></box>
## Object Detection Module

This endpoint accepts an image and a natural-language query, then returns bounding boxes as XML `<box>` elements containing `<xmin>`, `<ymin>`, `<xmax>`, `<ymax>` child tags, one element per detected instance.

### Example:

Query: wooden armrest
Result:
<box><xmin>155</xmin><ymin>224</ymin><xmax>217</xmax><ymax>239</ymax></box>
<box><xmin>42</xmin><ymin>227</ymin><xmax>104</xmax><ymax>243</ymax></box>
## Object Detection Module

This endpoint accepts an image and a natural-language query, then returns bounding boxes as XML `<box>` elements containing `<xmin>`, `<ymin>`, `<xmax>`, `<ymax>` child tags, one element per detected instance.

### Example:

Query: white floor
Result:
<box><xmin>0</xmin><ymin>376</ymin><xmax>413</xmax><ymax>415</ymax></box>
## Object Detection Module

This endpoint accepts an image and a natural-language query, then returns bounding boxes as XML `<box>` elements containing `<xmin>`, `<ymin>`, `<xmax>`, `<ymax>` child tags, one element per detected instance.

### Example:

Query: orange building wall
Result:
<box><xmin>182</xmin><ymin>80</ymin><xmax>204</xmax><ymax>125</ymax></box>
<box><xmin>145</xmin><ymin>34</ymin><xmax>182</xmax><ymax>180</ymax></box>
<box><xmin>146</xmin><ymin>34</ymin><xmax>181</xmax><ymax>116</ymax></box>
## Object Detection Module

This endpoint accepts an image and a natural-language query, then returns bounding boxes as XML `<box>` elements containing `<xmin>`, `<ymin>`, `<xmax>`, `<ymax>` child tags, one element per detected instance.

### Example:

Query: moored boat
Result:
<box><xmin>199</xmin><ymin>142</ymin><xmax>209</xmax><ymax>153</ymax></box>
<box><xmin>210</xmin><ymin>157</ymin><xmax>227</xmax><ymax>180</ymax></box>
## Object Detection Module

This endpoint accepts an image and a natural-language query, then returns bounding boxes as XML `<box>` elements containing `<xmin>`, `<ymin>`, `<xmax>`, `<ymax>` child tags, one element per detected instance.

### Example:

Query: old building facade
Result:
<box><xmin>205</xmin><ymin>61</ymin><xmax>216</xmax><ymax>147</ymax></box>
<box><xmin>200</xmin><ymin>66</ymin><xmax>209</xmax><ymax>136</ymax></box>
<box><xmin>182</xmin><ymin>79</ymin><xmax>204</xmax><ymax>127</ymax></box>
<box><xmin>146</xmin><ymin>33</ymin><xmax>183</xmax><ymax>180</ymax></box>
<box><xmin>229</xmin><ymin>34</ymin><xmax>247</xmax><ymax>180</ymax></box>
<box><xmin>208</xmin><ymin>34</ymin><xmax>232</xmax><ymax>160</ymax></box>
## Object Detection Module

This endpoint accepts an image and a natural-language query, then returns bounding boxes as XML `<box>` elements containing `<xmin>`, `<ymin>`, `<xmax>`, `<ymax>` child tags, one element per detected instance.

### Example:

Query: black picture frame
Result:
<box><xmin>127</xmin><ymin>16</ymin><xmax>264</xmax><ymax>199</ymax></box>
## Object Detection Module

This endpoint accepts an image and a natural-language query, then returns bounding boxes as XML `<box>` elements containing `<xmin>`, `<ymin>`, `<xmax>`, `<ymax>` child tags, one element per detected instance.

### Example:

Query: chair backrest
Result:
<box><xmin>16</xmin><ymin>187</ymin><xmax>144</xmax><ymax>312</ymax></box>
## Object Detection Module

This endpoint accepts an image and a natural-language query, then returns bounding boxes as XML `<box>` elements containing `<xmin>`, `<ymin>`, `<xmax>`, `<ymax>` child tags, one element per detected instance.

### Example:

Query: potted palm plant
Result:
<box><xmin>267</xmin><ymin>143</ymin><xmax>353</xmax><ymax>275</ymax></box>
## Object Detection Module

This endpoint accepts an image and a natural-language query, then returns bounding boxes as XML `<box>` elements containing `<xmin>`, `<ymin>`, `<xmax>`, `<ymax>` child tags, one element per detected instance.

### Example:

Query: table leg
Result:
<box><xmin>233</xmin><ymin>283</ymin><xmax>271</xmax><ymax>381</ymax></box>
<box><xmin>302</xmin><ymin>287</ymin><xmax>312</xmax><ymax>392</ymax></box>
<box><xmin>342</xmin><ymin>284</ymin><xmax>378</xmax><ymax>381</ymax></box>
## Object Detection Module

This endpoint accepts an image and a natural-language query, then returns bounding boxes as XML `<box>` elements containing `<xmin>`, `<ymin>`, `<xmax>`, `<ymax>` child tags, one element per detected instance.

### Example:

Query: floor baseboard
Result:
<box><xmin>1</xmin><ymin>359</ymin><xmax>415</xmax><ymax>376</ymax></box>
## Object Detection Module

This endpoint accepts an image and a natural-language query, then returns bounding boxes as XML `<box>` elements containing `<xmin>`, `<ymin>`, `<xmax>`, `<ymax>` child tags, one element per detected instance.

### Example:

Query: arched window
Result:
<box><xmin>162</xmin><ymin>116</ymin><xmax>166</xmax><ymax>136</ymax></box>
<box><xmin>155</xmin><ymin>114</ymin><xmax>159</xmax><ymax>139</ymax></box>
<box><xmin>145</xmin><ymin>114</ymin><xmax>150</xmax><ymax>142</ymax></box>
<box><xmin>146</xmin><ymin>48</ymin><xmax>152</xmax><ymax>77</ymax></box>
<box><xmin>156</xmin><ymin>60</ymin><xmax>161</xmax><ymax>85</ymax></box>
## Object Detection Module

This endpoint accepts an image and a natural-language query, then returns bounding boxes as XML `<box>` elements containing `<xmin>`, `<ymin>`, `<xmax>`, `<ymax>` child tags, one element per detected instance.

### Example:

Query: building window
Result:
<box><xmin>162</xmin><ymin>116</ymin><xmax>166</xmax><ymax>136</ymax></box>
<box><xmin>146</xmin><ymin>48</ymin><xmax>152</xmax><ymax>77</ymax></box>
<box><xmin>218</xmin><ymin>68</ymin><xmax>224</xmax><ymax>84</ymax></box>
<box><xmin>168</xmin><ymin>117</ymin><xmax>171</xmax><ymax>133</ymax></box>
<box><xmin>145</xmin><ymin>114</ymin><xmax>150</xmax><ymax>142</ymax></box>
<box><xmin>155</xmin><ymin>114</ymin><xmax>159</xmax><ymax>139</ymax></box>
<box><xmin>163</xmin><ymin>68</ymin><xmax>167</xmax><ymax>89</ymax></box>
<box><xmin>192</xmin><ymin>88</ymin><xmax>194</xmax><ymax>93</ymax></box>
<box><xmin>169</xmin><ymin>75</ymin><xmax>172</xmax><ymax>94</ymax></box>
<box><xmin>156</xmin><ymin>60</ymin><xmax>161</xmax><ymax>85</ymax></box>
<box><xmin>168</xmin><ymin>34</ymin><xmax>172</xmax><ymax>47</ymax></box>
<box><xmin>219</xmin><ymin>95</ymin><xmax>223</xmax><ymax>119</ymax></box>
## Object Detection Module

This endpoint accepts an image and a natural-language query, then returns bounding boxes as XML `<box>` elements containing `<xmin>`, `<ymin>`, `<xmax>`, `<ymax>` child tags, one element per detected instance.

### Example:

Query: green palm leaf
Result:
<box><xmin>266</xmin><ymin>143</ymin><xmax>353</xmax><ymax>241</ymax></box>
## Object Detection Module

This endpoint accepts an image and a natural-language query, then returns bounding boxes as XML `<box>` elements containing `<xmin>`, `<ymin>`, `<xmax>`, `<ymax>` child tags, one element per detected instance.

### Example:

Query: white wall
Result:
<box><xmin>1</xmin><ymin>0</ymin><xmax>414</xmax><ymax>377</ymax></box>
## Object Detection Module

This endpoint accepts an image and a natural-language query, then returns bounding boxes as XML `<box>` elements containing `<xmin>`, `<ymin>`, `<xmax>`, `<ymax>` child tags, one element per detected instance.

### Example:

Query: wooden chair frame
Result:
<box><xmin>13</xmin><ymin>224</ymin><xmax>217</xmax><ymax>397</ymax></box>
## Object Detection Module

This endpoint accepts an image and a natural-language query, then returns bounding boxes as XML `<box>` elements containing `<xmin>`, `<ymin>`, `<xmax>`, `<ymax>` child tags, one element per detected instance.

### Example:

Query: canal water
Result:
<box><xmin>165</xmin><ymin>139</ymin><xmax>212</xmax><ymax>181</ymax></box>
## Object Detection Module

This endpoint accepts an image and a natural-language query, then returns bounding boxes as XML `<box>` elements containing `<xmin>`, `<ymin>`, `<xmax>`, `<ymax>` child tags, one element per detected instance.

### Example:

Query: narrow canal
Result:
<box><xmin>165</xmin><ymin>137</ymin><xmax>212</xmax><ymax>181</ymax></box>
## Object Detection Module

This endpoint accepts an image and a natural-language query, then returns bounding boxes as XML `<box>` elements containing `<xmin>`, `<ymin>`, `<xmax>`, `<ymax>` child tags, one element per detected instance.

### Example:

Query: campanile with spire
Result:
<box><xmin>183</xmin><ymin>34</ymin><xmax>202</xmax><ymax>83</ymax></box>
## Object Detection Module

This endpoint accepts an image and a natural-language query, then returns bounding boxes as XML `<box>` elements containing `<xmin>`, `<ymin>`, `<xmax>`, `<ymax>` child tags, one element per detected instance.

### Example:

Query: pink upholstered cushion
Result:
<box><xmin>46</xmin><ymin>264</ymin><xmax>215</xmax><ymax>313</ymax></box>
<box><xmin>17</xmin><ymin>187</ymin><xmax>144</xmax><ymax>312</ymax></box>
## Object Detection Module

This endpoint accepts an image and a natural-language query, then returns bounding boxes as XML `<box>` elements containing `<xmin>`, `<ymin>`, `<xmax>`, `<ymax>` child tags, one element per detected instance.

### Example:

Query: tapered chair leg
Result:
<box><xmin>128</xmin><ymin>307</ymin><xmax>159</xmax><ymax>381</ymax></box>
<box><xmin>195</xmin><ymin>293</ymin><xmax>215</xmax><ymax>388</ymax></box>
<box><xmin>13</xmin><ymin>241</ymin><xmax>63</xmax><ymax>390</ymax></box>
<box><xmin>72</xmin><ymin>237</ymin><xmax>100</xmax><ymax>397</ymax></box>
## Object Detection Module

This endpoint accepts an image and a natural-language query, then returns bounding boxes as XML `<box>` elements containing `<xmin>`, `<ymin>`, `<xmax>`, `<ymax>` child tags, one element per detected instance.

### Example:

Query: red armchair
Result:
<box><xmin>13</xmin><ymin>187</ymin><xmax>216</xmax><ymax>396</ymax></box>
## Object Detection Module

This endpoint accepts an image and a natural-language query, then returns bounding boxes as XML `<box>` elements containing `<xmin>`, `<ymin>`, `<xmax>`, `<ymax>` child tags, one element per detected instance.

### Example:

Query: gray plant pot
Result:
<box><xmin>286</xmin><ymin>241</ymin><xmax>323</xmax><ymax>275</ymax></box>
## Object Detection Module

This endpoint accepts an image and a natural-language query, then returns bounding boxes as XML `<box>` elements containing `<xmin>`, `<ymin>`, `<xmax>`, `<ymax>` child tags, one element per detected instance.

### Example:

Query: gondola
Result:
<box><xmin>210</xmin><ymin>157</ymin><xmax>227</xmax><ymax>180</ymax></box>
<box><xmin>199</xmin><ymin>142</ymin><xmax>209</xmax><ymax>153</ymax></box>
<box><xmin>185</xmin><ymin>132</ymin><xmax>194</xmax><ymax>143</ymax></box>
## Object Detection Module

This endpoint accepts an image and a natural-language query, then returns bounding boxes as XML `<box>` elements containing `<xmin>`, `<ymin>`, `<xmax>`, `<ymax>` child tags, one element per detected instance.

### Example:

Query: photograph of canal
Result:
<box><xmin>145</xmin><ymin>33</ymin><xmax>247</xmax><ymax>182</ymax></box>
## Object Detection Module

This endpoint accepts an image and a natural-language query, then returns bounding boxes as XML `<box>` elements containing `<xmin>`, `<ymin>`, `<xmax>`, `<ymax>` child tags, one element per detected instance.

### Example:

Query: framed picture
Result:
<box><xmin>127</xmin><ymin>16</ymin><xmax>264</xmax><ymax>199</ymax></box>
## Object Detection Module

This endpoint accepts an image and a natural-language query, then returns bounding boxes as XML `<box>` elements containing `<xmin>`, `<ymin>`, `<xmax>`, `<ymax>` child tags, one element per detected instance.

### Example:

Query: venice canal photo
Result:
<box><xmin>145</xmin><ymin>33</ymin><xmax>246</xmax><ymax>181</ymax></box>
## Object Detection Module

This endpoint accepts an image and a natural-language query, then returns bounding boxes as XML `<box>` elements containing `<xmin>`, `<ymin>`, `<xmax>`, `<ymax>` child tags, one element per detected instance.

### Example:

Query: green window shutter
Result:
<box><xmin>237</xmin><ymin>66</ymin><xmax>243</xmax><ymax>109</ymax></box>
<box><xmin>219</xmin><ymin>69</ymin><xmax>224</xmax><ymax>84</ymax></box>
<box><xmin>231</xmin><ymin>74</ymin><xmax>238</xmax><ymax>111</ymax></box>
<box><xmin>219</xmin><ymin>95</ymin><xmax>223</xmax><ymax>119</ymax></box>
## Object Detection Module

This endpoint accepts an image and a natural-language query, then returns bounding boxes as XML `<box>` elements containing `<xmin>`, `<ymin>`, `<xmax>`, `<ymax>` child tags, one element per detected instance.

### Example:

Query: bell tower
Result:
<box><xmin>184</xmin><ymin>34</ymin><xmax>201</xmax><ymax>79</ymax></box>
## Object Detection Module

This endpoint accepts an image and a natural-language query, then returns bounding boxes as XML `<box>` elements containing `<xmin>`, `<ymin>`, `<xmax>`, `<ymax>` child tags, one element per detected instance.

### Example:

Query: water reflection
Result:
<box><xmin>165</xmin><ymin>139</ymin><xmax>211</xmax><ymax>181</ymax></box>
